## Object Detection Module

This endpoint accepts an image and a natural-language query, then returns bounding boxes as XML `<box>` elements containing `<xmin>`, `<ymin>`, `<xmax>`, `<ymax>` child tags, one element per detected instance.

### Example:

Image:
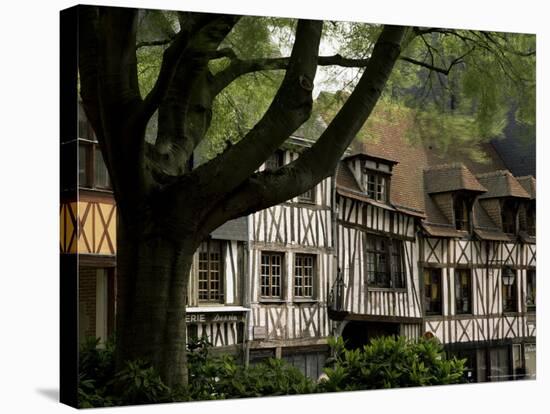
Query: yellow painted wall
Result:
<box><xmin>60</xmin><ymin>201</ymin><xmax>116</xmax><ymax>255</ymax></box>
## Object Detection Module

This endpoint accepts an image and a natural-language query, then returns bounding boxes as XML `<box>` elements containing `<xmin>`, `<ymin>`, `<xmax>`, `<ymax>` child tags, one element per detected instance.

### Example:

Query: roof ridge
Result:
<box><xmin>475</xmin><ymin>169</ymin><xmax>512</xmax><ymax>178</ymax></box>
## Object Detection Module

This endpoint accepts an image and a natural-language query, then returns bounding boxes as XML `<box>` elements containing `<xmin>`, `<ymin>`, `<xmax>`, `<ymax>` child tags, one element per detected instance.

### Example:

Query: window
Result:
<box><xmin>366</xmin><ymin>236</ymin><xmax>388</xmax><ymax>287</ymax></box>
<box><xmin>79</xmin><ymin>144</ymin><xmax>90</xmax><ymax>187</ymax></box>
<box><xmin>366</xmin><ymin>236</ymin><xmax>404</xmax><ymax>288</ymax></box>
<box><xmin>455</xmin><ymin>268</ymin><xmax>472</xmax><ymax>314</ymax></box>
<box><xmin>501</xmin><ymin>200</ymin><xmax>517</xmax><ymax>234</ymax></box>
<box><xmin>265</xmin><ymin>150</ymin><xmax>284</xmax><ymax>171</ymax></box>
<box><xmin>524</xmin><ymin>343</ymin><xmax>536</xmax><ymax>379</ymax></box>
<box><xmin>502</xmin><ymin>267</ymin><xmax>517</xmax><ymax>312</ymax></box>
<box><xmin>424</xmin><ymin>268</ymin><xmax>442</xmax><ymax>315</ymax></box>
<box><xmin>294</xmin><ymin>254</ymin><xmax>315</xmax><ymax>298</ymax></box>
<box><xmin>298</xmin><ymin>188</ymin><xmax>315</xmax><ymax>204</ymax></box>
<box><xmin>454</xmin><ymin>195</ymin><xmax>471</xmax><ymax>231</ymax></box>
<box><xmin>526</xmin><ymin>204</ymin><xmax>536</xmax><ymax>236</ymax></box>
<box><xmin>79</xmin><ymin>142</ymin><xmax>111</xmax><ymax>190</ymax></box>
<box><xmin>526</xmin><ymin>269</ymin><xmax>536</xmax><ymax>311</ymax></box>
<box><xmin>453</xmin><ymin>349</ymin><xmax>478</xmax><ymax>383</ymax></box>
<box><xmin>363</xmin><ymin>172</ymin><xmax>387</xmax><ymax>202</ymax></box>
<box><xmin>282</xmin><ymin>349</ymin><xmax>328</xmax><ymax>380</ymax></box>
<box><xmin>489</xmin><ymin>347</ymin><xmax>511</xmax><ymax>382</ymax></box>
<box><xmin>94</xmin><ymin>147</ymin><xmax>111</xmax><ymax>189</ymax></box>
<box><xmin>260</xmin><ymin>252</ymin><xmax>283</xmax><ymax>298</ymax></box>
<box><xmin>198</xmin><ymin>241</ymin><xmax>223</xmax><ymax>303</ymax></box>
<box><xmin>391</xmin><ymin>243</ymin><xmax>405</xmax><ymax>288</ymax></box>
<box><xmin>512</xmin><ymin>344</ymin><xmax>526</xmax><ymax>380</ymax></box>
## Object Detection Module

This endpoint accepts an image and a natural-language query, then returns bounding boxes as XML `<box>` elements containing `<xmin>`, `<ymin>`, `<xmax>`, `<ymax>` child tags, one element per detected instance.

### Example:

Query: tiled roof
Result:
<box><xmin>516</xmin><ymin>176</ymin><xmax>536</xmax><ymax>199</ymax></box>
<box><xmin>211</xmin><ymin>217</ymin><xmax>248</xmax><ymax>241</ymax></box>
<box><xmin>424</xmin><ymin>163</ymin><xmax>487</xmax><ymax>194</ymax></box>
<box><xmin>473</xmin><ymin>200</ymin><xmax>499</xmax><ymax>231</ymax></box>
<box><xmin>348</xmin><ymin>109</ymin><xmax>428</xmax><ymax>214</ymax></box>
<box><xmin>476</xmin><ymin>170</ymin><xmax>531</xmax><ymax>199</ymax></box>
<box><xmin>473</xmin><ymin>229</ymin><xmax>515</xmax><ymax>242</ymax></box>
<box><xmin>422</xmin><ymin>223</ymin><xmax>468</xmax><ymax>238</ymax></box>
<box><xmin>335</xmin><ymin>162</ymin><xmax>361</xmax><ymax>193</ymax></box>
<box><xmin>343</xmin><ymin>152</ymin><xmax>399</xmax><ymax>165</ymax></box>
<box><xmin>329</xmin><ymin>102</ymin><xmax>534</xmax><ymax>238</ymax></box>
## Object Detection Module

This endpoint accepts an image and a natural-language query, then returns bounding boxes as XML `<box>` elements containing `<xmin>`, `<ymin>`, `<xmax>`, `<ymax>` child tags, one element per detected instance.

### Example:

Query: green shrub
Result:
<box><xmin>77</xmin><ymin>334</ymin><xmax>463</xmax><ymax>407</ymax></box>
<box><xmin>318</xmin><ymin>336</ymin><xmax>465</xmax><ymax>392</ymax></box>
<box><xmin>186</xmin><ymin>336</ymin><xmax>315</xmax><ymax>399</ymax></box>
<box><xmin>111</xmin><ymin>359</ymin><xmax>172</xmax><ymax>405</ymax></box>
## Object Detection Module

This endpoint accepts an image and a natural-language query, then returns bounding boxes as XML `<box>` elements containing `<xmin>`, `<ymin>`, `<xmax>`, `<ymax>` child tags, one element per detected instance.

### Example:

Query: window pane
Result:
<box><xmin>502</xmin><ymin>267</ymin><xmax>517</xmax><ymax>312</ymax></box>
<box><xmin>454</xmin><ymin>197</ymin><xmax>470</xmax><ymax>231</ymax></box>
<box><xmin>294</xmin><ymin>254</ymin><xmax>314</xmax><ymax>298</ymax></box>
<box><xmin>524</xmin><ymin>343</ymin><xmax>536</xmax><ymax>379</ymax></box>
<box><xmin>526</xmin><ymin>270</ymin><xmax>536</xmax><ymax>311</ymax></box>
<box><xmin>365</xmin><ymin>236</ymin><xmax>407</xmax><ymax>289</ymax></box>
<box><xmin>261</xmin><ymin>252</ymin><xmax>283</xmax><ymax>298</ymax></box>
<box><xmin>455</xmin><ymin>269</ymin><xmax>471</xmax><ymax>314</ymax></box>
<box><xmin>424</xmin><ymin>268</ymin><xmax>441</xmax><ymax>315</ymax></box>
<box><xmin>489</xmin><ymin>347</ymin><xmax>510</xmax><ymax>382</ymax></box>
<box><xmin>265</xmin><ymin>150</ymin><xmax>284</xmax><ymax>171</ymax></box>
<box><xmin>94</xmin><ymin>147</ymin><xmax>111</xmax><ymax>189</ymax></box>
<box><xmin>198</xmin><ymin>241</ymin><xmax>223</xmax><ymax>302</ymax></box>
<box><xmin>79</xmin><ymin>144</ymin><xmax>89</xmax><ymax>187</ymax></box>
<box><xmin>298</xmin><ymin>188</ymin><xmax>314</xmax><ymax>203</ymax></box>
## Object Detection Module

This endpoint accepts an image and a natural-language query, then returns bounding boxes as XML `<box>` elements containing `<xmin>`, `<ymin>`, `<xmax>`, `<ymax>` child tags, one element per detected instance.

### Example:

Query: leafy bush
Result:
<box><xmin>78</xmin><ymin>337</ymin><xmax>171</xmax><ymax>407</ymax></box>
<box><xmin>78</xmin><ymin>337</ymin><xmax>117</xmax><ymax>408</ymax></box>
<box><xmin>186</xmin><ymin>336</ymin><xmax>315</xmax><ymax>399</ymax></box>
<box><xmin>112</xmin><ymin>359</ymin><xmax>172</xmax><ymax>405</ymax></box>
<box><xmin>318</xmin><ymin>336</ymin><xmax>465</xmax><ymax>392</ymax></box>
<box><xmin>78</xmin><ymin>335</ymin><xmax>315</xmax><ymax>407</ymax></box>
<box><xmin>77</xmin><ymin>334</ymin><xmax>463</xmax><ymax>407</ymax></box>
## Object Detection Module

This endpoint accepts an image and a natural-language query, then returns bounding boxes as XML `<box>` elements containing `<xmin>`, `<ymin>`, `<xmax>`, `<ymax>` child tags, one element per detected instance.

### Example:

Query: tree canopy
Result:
<box><xmin>134</xmin><ymin>13</ymin><xmax>535</xmax><ymax>164</ymax></box>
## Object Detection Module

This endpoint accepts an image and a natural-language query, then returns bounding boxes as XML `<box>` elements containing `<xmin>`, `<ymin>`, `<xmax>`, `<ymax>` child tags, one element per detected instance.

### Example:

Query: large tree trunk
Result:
<box><xmin>115</xmin><ymin>218</ymin><xmax>197</xmax><ymax>388</ymax></box>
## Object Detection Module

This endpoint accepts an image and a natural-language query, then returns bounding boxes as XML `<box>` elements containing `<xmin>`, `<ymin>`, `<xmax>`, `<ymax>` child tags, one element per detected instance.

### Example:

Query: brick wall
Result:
<box><xmin>79</xmin><ymin>266</ymin><xmax>97</xmax><ymax>342</ymax></box>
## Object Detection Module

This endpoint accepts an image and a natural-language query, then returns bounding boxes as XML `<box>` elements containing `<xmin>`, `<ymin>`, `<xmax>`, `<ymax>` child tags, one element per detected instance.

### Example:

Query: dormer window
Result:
<box><xmin>526</xmin><ymin>204</ymin><xmax>536</xmax><ymax>236</ymax></box>
<box><xmin>343</xmin><ymin>153</ymin><xmax>396</xmax><ymax>204</ymax></box>
<box><xmin>453</xmin><ymin>194</ymin><xmax>471</xmax><ymax>231</ymax></box>
<box><xmin>265</xmin><ymin>149</ymin><xmax>284</xmax><ymax>171</ymax></box>
<box><xmin>364</xmin><ymin>172</ymin><xmax>387</xmax><ymax>202</ymax></box>
<box><xmin>501</xmin><ymin>199</ymin><xmax>518</xmax><ymax>234</ymax></box>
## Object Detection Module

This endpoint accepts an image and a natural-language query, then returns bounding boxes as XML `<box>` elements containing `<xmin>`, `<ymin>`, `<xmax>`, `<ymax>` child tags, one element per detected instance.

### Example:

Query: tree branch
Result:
<box><xmin>211</xmin><ymin>54</ymin><xmax>370</xmax><ymax>96</ymax></box>
<box><xmin>161</xmin><ymin>20</ymin><xmax>324</xmax><ymax>238</ymax></box>
<box><xmin>200</xmin><ymin>25</ymin><xmax>408</xmax><ymax>235</ymax></box>
<box><xmin>400</xmin><ymin>46</ymin><xmax>473</xmax><ymax>76</ymax></box>
<box><xmin>136</xmin><ymin>34</ymin><xmax>176</xmax><ymax>49</ymax></box>
<box><xmin>144</xmin><ymin>15</ymin><xmax>240</xmax><ymax>182</ymax></box>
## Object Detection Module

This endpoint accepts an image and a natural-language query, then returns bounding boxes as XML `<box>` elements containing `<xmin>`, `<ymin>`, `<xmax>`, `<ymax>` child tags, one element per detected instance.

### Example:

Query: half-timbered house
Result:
<box><xmin>324</xmin><ymin>106</ymin><xmax>536</xmax><ymax>383</ymax></box>
<box><xmin>419</xmin><ymin>167</ymin><xmax>536</xmax><ymax>382</ymax></box>
<box><xmin>246</xmin><ymin>136</ymin><xmax>334</xmax><ymax>378</ymax></box>
<box><xmin>329</xmin><ymin>153</ymin><xmax>425</xmax><ymax>348</ymax></box>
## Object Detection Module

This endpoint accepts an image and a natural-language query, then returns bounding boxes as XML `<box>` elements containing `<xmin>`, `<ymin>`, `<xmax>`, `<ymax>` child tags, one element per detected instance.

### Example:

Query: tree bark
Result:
<box><xmin>115</xmin><ymin>218</ymin><xmax>198</xmax><ymax>388</ymax></box>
